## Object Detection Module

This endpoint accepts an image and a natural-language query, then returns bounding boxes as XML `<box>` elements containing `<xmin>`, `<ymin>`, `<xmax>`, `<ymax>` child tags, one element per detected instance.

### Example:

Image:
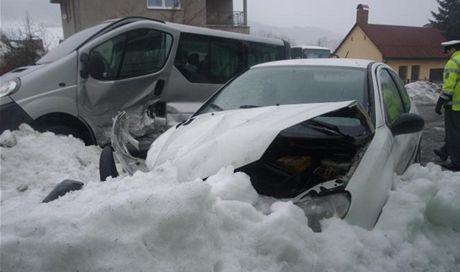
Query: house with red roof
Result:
<box><xmin>334</xmin><ymin>4</ymin><xmax>447</xmax><ymax>82</ymax></box>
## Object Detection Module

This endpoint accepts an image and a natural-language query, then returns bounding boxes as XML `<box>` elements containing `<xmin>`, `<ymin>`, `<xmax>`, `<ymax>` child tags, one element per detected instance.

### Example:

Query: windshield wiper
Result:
<box><xmin>239</xmin><ymin>105</ymin><xmax>259</xmax><ymax>109</ymax></box>
<box><xmin>209</xmin><ymin>103</ymin><xmax>224</xmax><ymax>111</ymax></box>
<box><xmin>302</xmin><ymin>119</ymin><xmax>354</xmax><ymax>142</ymax></box>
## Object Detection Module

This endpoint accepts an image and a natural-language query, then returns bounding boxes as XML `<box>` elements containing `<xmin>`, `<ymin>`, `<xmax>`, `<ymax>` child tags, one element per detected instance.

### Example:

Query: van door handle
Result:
<box><xmin>154</xmin><ymin>79</ymin><xmax>165</xmax><ymax>96</ymax></box>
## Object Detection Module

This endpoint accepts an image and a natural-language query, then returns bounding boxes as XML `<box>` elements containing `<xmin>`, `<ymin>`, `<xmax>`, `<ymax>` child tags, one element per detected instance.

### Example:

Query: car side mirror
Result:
<box><xmin>80</xmin><ymin>53</ymin><xmax>90</xmax><ymax>79</ymax></box>
<box><xmin>390</xmin><ymin>113</ymin><xmax>424</xmax><ymax>136</ymax></box>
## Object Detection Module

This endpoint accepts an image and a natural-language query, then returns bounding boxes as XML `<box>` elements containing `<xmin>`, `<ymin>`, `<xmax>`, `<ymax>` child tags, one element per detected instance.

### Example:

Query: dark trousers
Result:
<box><xmin>445</xmin><ymin>107</ymin><xmax>460</xmax><ymax>166</ymax></box>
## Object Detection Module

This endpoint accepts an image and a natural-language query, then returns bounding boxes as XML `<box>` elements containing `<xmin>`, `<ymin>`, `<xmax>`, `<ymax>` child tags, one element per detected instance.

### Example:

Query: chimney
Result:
<box><xmin>356</xmin><ymin>4</ymin><xmax>369</xmax><ymax>25</ymax></box>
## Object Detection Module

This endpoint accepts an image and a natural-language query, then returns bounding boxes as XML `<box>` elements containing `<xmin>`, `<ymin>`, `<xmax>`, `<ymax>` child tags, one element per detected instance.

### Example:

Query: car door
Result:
<box><xmin>378</xmin><ymin>67</ymin><xmax>417</xmax><ymax>174</ymax></box>
<box><xmin>76</xmin><ymin>21</ymin><xmax>177</xmax><ymax>142</ymax></box>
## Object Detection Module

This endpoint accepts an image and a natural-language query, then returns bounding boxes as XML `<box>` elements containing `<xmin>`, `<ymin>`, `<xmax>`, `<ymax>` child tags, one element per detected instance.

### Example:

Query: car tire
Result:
<box><xmin>414</xmin><ymin>144</ymin><xmax>422</xmax><ymax>164</ymax></box>
<box><xmin>99</xmin><ymin>145</ymin><xmax>119</xmax><ymax>181</ymax></box>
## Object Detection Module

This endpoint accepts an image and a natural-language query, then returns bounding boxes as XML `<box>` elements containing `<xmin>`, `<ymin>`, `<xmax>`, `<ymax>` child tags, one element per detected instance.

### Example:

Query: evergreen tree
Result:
<box><xmin>430</xmin><ymin>0</ymin><xmax>460</xmax><ymax>40</ymax></box>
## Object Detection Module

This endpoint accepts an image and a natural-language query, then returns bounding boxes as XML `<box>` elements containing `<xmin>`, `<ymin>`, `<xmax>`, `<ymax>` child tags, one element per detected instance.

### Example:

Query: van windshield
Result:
<box><xmin>37</xmin><ymin>22</ymin><xmax>110</xmax><ymax>64</ymax></box>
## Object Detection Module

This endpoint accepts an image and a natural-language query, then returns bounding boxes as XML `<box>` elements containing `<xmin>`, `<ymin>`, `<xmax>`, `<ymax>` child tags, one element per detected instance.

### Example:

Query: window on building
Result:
<box><xmin>147</xmin><ymin>0</ymin><xmax>180</xmax><ymax>9</ymax></box>
<box><xmin>411</xmin><ymin>65</ymin><xmax>420</xmax><ymax>82</ymax></box>
<box><xmin>398</xmin><ymin>66</ymin><xmax>408</xmax><ymax>81</ymax></box>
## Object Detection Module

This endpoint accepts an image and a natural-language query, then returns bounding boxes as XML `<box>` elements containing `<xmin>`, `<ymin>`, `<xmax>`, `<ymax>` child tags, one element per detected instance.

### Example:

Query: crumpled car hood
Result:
<box><xmin>146</xmin><ymin>101</ymin><xmax>361</xmax><ymax>181</ymax></box>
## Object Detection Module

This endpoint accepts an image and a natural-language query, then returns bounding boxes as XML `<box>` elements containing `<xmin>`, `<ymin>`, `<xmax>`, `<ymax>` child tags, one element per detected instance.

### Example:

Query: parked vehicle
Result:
<box><xmin>104</xmin><ymin>58</ymin><xmax>424</xmax><ymax>231</ymax></box>
<box><xmin>291</xmin><ymin>45</ymin><xmax>332</xmax><ymax>59</ymax></box>
<box><xmin>0</xmin><ymin>17</ymin><xmax>289</xmax><ymax>148</ymax></box>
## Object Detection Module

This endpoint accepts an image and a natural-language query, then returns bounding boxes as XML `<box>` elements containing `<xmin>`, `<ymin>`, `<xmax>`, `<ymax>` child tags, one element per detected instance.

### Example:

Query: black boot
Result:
<box><xmin>434</xmin><ymin>149</ymin><xmax>448</xmax><ymax>161</ymax></box>
<box><xmin>441</xmin><ymin>163</ymin><xmax>460</xmax><ymax>172</ymax></box>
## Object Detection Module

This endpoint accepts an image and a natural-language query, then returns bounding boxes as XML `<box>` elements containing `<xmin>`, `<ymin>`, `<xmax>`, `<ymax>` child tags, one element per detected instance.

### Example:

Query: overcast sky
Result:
<box><xmin>236</xmin><ymin>0</ymin><xmax>439</xmax><ymax>34</ymax></box>
<box><xmin>1</xmin><ymin>0</ymin><xmax>439</xmax><ymax>35</ymax></box>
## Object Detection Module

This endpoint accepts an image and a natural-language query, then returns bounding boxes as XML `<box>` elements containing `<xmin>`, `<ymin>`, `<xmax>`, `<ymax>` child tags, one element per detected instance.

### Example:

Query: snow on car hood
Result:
<box><xmin>146</xmin><ymin>101</ymin><xmax>358</xmax><ymax>182</ymax></box>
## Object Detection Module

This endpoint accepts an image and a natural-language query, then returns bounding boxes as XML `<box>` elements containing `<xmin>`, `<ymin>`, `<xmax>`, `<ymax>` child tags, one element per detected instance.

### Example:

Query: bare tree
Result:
<box><xmin>0</xmin><ymin>13</ymin><xmax>48</xmax><ymax>75</ymax></box>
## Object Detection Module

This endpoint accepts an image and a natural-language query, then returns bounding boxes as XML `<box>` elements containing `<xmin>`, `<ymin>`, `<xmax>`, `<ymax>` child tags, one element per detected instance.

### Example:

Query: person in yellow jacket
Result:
<box><xmin>435</xmin><ymin>40</ymin><xmax>460</xmax><ymax>171</ymax></box>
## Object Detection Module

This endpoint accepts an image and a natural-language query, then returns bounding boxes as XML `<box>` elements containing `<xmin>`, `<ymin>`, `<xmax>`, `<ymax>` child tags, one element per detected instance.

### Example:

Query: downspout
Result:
<box><xmin>70</xmin><ymin>0</ymin><xmax>77</xmax><ymax>34</ymax></box>
<box><xmin>243</xmin><ymin>0</ymin><xmax>247</xmax><ymax>26</ymax></box>
<box><xmin>75</xmin><ymin>0</ymin><xmax>81</xmax><ymax>32</ymax></box>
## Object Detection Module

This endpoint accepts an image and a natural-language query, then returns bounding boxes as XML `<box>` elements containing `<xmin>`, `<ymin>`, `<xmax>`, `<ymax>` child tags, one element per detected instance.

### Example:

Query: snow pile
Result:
<box><xmin>405</xmin><ymin>81</ymin><xmax>441</xmax><ymax>105</ymax></box>
<box><xmin>1</xmin><ymin>128</ymin><xmax>460</xmax><ymax>272</ymax></box>
<box><xmin>0</xmin><ymin>125</ymin><xmax>100</xmax><ymax>204</ymax></box>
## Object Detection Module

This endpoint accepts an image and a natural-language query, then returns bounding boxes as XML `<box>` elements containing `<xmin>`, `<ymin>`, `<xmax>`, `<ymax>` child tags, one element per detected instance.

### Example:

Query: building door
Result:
<box><xmin>410</xmin><ymin>65</ymin><xmax>420</xmax><ymax>82</ymax></box>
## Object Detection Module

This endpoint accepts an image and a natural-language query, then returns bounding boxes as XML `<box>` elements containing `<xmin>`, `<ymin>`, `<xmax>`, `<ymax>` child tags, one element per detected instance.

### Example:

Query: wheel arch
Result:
<box><xmin>31</xmin><ymin>112</ymin><xmax>97</xmax><ymax>145</ymax></box>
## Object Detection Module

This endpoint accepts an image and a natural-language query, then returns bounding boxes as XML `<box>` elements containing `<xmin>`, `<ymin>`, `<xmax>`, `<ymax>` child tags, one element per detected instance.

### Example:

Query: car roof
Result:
<box><xmin>252</xmin><ymin>58</ymin><xmax>375</xmax><ymax>69</ymax></box>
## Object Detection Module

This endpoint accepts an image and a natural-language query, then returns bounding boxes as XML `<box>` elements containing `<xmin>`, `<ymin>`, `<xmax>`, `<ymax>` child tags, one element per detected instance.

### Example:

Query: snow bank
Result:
<box><xmin>1</xmin><ymin>127</ymin><xmax>460</xmax><ymax>272</ymax></box>
<box><xmin>405</xmin><ymin>81</ymin><xmax>441</xmax><ymax>105</ymax></box>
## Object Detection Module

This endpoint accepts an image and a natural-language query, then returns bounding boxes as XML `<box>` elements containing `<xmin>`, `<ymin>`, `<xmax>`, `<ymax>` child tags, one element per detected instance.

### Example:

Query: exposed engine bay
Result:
<box><xmin>238</xmin><ymin>107</ymin><xmax>372</xmax><ymax>198</ymax></box>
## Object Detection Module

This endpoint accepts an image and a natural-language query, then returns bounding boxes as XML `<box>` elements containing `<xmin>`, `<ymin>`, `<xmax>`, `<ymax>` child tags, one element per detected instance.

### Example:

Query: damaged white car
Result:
<box><xmin>101</xmin><ymin>59</ymin><xmax>424</xmax><ymax>231</ymax></box>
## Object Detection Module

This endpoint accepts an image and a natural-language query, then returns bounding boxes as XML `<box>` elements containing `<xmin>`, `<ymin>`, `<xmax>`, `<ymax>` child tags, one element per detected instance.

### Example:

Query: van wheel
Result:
<box><xmin>33</xmin><ymin>120</ymin><xmax>95</xmax><ymax>146</ymax></box>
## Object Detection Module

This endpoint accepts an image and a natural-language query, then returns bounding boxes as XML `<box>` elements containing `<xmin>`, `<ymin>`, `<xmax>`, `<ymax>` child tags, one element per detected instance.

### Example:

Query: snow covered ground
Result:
<box><xmin>406</xmin><ymin>81</ymin><xmax>441</xmax><ymax>105</ymax></box>
<box><xmin>1</xmin><ymin>119</ymin><xmax>460</xmax><ymax>271</ymax></box>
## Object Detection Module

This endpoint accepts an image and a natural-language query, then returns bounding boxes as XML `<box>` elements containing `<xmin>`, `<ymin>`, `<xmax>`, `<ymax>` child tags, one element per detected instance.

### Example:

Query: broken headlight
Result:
<box><xmin>294</xmin><ymin>191</ymin><xmax>351</xmax><ymax>232</ymax></box>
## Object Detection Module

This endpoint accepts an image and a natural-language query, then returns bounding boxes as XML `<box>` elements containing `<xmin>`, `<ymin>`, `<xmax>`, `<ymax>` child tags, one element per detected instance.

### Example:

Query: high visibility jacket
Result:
<box><xmin>440</xmin><ymin>51</ymin><xmax>460</xmax><ymax>111</ymax></box>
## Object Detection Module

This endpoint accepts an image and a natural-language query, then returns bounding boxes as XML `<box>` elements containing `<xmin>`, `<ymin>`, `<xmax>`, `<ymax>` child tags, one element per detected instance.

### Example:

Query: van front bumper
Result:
<box><xmin>0</xmin><ymin>99</ymin><xmax>33</xmax><ymax>133</ymax></box>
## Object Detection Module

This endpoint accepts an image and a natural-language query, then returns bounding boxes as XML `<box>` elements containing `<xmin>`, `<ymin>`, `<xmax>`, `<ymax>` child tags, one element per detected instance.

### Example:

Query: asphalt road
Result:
<box><xmin>416</xmin><ymin>103</ymin><xmax>446</xmax><ymax>165</ymax></box>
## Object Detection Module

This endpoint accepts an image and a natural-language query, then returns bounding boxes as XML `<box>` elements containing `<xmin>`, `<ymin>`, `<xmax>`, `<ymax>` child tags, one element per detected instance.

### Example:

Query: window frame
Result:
<box><xmin>147</xmin><ymin>0</ymin><xmax>180</xmax><ymax>10</ymax></box>
<box><xmin>398</xmin><ymin>66</ymin><xmax>408</xmax><ymax>82</ymax></box>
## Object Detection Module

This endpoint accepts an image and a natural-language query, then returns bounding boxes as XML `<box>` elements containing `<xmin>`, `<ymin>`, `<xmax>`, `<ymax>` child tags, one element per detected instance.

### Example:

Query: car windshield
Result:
<box><xmin>197</xmin><ymin>66</ymin><xmax>367</xmax><ymax>114</ymax></box>
<box><xmin>37</xmin><ymin>22</ymin><xmax>111</xmax><ymax>64</ymax></box>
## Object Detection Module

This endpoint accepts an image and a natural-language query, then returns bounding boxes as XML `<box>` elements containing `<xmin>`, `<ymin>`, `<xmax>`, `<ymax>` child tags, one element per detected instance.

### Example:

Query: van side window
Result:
<box><xmin>90</xmin><ymin>35</ymin><xmax>125</xmax><ymax>80</ymax></box>
<box><xmin>175</xmin><ymin>33</ymin><xmax>244</xmax><ymax>84</ymax></box>
<box><xmin>247</xmin><ymin>42</ymin><xmax>282</xmax><ymax>67</ymax></box>
<box><xmin>174</xmin><ymin>34</ymin><xmax>210</xmax><ymax>83</ymax></box>
<box><xmin>209</xmin><ymin>39</ymin><xmax>243</xmax><ymax>83</ymax></box>
<box><xmin>174</xmin><ymin>34</ymin><xmax>286</xmax><ymax>84</ymax></box>
<box><xmin>90</xmin><ymin>29</ymin><xmax>172</xmax><ymax>80</ymax></box>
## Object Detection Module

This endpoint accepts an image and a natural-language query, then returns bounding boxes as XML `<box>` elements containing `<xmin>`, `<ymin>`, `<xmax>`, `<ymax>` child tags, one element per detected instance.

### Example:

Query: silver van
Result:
<box><xmin>0</xmin><ymin>17</ymin><xmax>289</xmax><ymax>149</ymax></box>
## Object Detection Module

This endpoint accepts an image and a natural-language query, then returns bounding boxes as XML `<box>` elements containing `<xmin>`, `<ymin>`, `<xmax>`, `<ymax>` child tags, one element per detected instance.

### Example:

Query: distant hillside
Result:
<box><xmin>249</xmin><ymin>21</ymin><xmax>344</xmax><ymax>50</ymax></box>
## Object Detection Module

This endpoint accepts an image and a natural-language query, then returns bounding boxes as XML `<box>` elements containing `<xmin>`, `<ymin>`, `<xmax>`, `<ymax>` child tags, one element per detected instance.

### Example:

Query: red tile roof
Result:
<box><xmin>360</xmin><ymin>24</ymin><xmax>447</xmax><ymax>59</ymax></box>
